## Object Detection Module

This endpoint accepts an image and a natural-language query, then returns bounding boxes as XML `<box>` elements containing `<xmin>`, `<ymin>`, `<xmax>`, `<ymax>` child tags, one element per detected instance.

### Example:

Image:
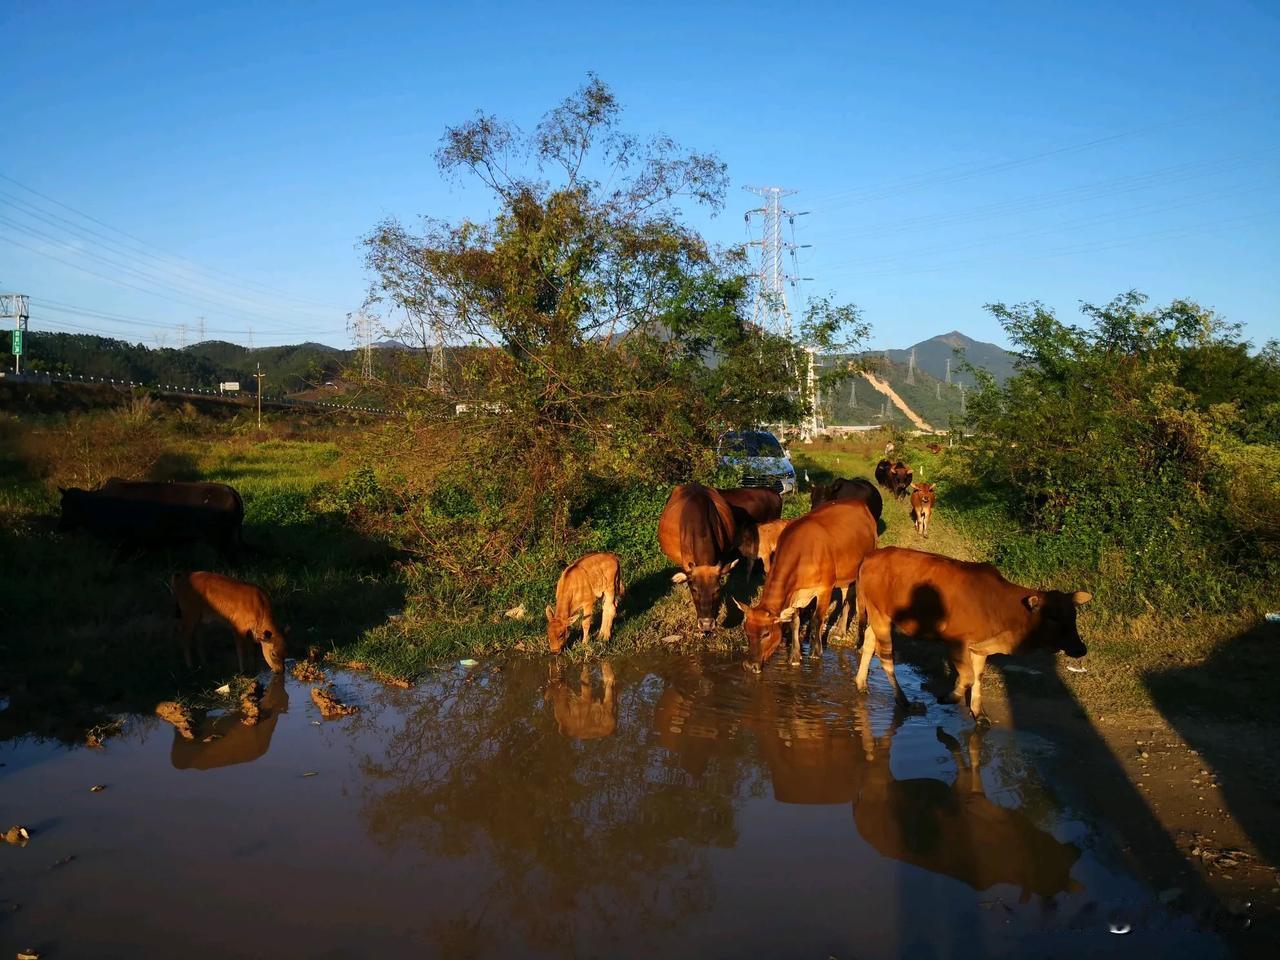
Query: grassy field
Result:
<box><xmin>3</xmin><ymin>397</ymin><xmax>1274</xmax><ymax>746</ymax></box>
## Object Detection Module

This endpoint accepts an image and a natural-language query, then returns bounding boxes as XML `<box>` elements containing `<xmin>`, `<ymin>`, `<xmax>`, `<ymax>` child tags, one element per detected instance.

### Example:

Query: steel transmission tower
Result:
<box><xmin>1</xmin><ymin>292</ymin><xmax>29</xmax><ymax>374</ymax></box>
<box><xmin>744</xmin><ymin>186</ymin><xmax>820</xmax><ymax>434</ymax></box>
<box><xmin>906</xmin><ymin>347</ymin><xmax>917</xmax><ymax>385</ymax></box>
<box><xmin>352</xmin><ymin>311</ymin><xmax>373</xmax><ymax>381</ymax></box>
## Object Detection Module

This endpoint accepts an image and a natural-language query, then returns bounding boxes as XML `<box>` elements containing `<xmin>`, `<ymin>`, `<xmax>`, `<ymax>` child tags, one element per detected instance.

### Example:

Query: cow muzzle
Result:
<box><xmin>697</xmin><ymin>617</ymin><xmax>717</xmax><ymax>634</ymax></box>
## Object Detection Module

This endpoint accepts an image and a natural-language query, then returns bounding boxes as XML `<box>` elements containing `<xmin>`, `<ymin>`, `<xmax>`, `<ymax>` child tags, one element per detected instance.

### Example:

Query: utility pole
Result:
<box><xmin>177</xmin><ymin>322</ymin><xmax>187</xmax><ymax>349</ymax></box>
<box><xmin>197</xmin><ymin>316</ymin><xmax>206</xmax><ymax>343</ymax></box>
<box><xmin>1</xmin><ymin>292</ymin><xmax>29</xmax><ymax>375</ymax></box>
<box><xmin>254</xmin><ymin>362</ymin><xmax>264</xmax><ymax>430</ymax></box>
<box><xmin>906</xmin><ymin>347</ymin><xmax>916</xmax><ymax>385</ymax></box>
<box><xmin>945</xmin><ymin>357</ymin><xmax>952</xmax><ymax>385</ymax></box>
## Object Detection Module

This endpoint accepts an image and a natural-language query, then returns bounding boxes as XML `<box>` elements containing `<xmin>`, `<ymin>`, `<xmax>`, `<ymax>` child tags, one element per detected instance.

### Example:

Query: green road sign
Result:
<box><xmin>10</xmin><ymin>329</ymin><xmax>21</xmax><ymax>356</ymax></box>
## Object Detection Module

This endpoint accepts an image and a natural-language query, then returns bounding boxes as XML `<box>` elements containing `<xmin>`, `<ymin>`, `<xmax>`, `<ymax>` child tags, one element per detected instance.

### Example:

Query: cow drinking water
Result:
<box><xmin>658</xmin><ymin>484</ymin><xmax>739</xmax><ymax>633</ymax></box>
<box><xmin>545</xmin><ymin>552</ymin><xmax>623</xmax><ymax>654</ymax></box>
<box><xmin>172</xmin><ymin>571</ymin><xmax>287</xmax><ymax>673</ymax></box>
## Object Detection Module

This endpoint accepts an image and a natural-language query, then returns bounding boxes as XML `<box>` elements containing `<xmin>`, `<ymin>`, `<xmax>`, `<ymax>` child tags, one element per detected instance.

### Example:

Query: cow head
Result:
<box><xmin>1004</xmin><ymin>590</ymin><xmax>1092</xmax><ymax>658</ymax></box>
<box><xmin>809</xmin><ymin>483</ymin><xmax>831</xmax><ymax>508</ymax></box>
<box><xmin>57</xmin><ymin>487</ymin><xmax>91</xmax><ymax>531</ymax></box>
<box><xmin>544</xmin><ymin>605</ymin><xmax>583</xmax><ymax>654</ymax></box>
<box><xmin>256</xmin><ymin>623</ymin><xmax>288</xmax><ymax>672</ymax></box>
<box><xmin>672</xmin><ymin>559</ymin><xmax>738</xmax><ymax>633</ymax></box>
<box><xmin>736</xmin><ymin>597</ymin><xmax>797</xmax><ymax>672</ymax></box>
<box><xmin>911</xmin><ymin>482</ymin><xmax>936</xmax><ymax>509</ymax></box>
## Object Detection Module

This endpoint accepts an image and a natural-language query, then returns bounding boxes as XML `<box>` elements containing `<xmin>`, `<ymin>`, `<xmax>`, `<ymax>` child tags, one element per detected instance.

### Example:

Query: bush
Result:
<box><xmin>957</xmin><ymin>292</ymin><xmax>1280</xmax><ymax>615</ymax></box>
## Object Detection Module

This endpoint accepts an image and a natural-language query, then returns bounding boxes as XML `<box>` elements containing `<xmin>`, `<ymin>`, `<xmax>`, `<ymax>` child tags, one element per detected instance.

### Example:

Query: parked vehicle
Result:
<box><xmin>717</xmin><ymin>429</ymin><xmax>797</xmax><ymax>495</ymax></box>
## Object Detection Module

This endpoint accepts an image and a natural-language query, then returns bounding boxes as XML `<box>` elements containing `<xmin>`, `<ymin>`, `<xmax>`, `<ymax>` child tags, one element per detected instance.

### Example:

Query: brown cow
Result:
<box><xmin>854</xmin><ymin>547</ymin><xmax>1090</xmax><ymax>716</ymax></box>
<box><xmin>925</xmin><ymin>442</ymin><xmax>943</xmax><ymax>454</ymax></box>
<box><xmin>754</xmin><ymin>519</ymin><xmax>790</xmax><ymax>576</ymax></box>
<box><xmin>738</xmin><ymin>500</ymin><xmax>877</xmax><ymax>671</ymax></box>
<box><xmin>545</xmin><ymin>662</ymin><xmax>617</xmax><ymax>740</ymax></box>
<box><xmin>910</xmin><ymin>482</ymin><xmax>937</xmax><ymax>538</ymax></box>
<box><xmin>719</xmin><ymin>486</ymin><xmax>783</xmax><ymax>568</ymax></box>
<box><xmin>172</xmin><ymin>571</ymin><xmax>287</xmax><ymax>673</ymax></box>
<box><xmin>658</xmin><ymin>484</ymin><xmax>739</xmax><ymax>633</ymax></box>
<box><xmin>545</xmin><ymin>552</ymin><xmax>623</xmax><ymax>654</ymax></box>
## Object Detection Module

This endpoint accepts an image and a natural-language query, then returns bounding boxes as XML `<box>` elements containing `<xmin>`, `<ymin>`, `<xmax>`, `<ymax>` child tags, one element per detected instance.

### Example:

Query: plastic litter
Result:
<box><xmin>1066</xmin><ymin>665</ymin><xmax>1088</xmax><ymax>673</ymax></box>
<box><xmin>1265</xmin><ymin>612</ymin><xmax>1280</xmax><ymax>623</ymax></box>
<box><xmin>459</xmin><ymin>659</ymin><xmax>479</xmax><ymax>668</ymax></box>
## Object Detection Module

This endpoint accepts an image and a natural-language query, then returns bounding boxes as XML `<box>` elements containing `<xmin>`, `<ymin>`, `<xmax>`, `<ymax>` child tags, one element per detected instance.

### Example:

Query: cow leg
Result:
<box><xmin>235</xmin><ymin>630</ymin><xmax>249</xmax><ymax>674</ymax></box>
<box><xmin>831</xmin><ymin>584</ymin><xmax>854</xmax><ymax>641</ymax></box>
<box><xmin>599</xmin><ymin>593</ymin><xmax>617</xmax><ymax>642</ymax></box>
<box><xmin>810</xmin><ymin>587</ymin><xmax>833</xmax><ymax>659</ymax></box>
<box><xmin>789</xmin><ymin>613</ymin><xmax>802</xmax><ymax>666</ymax></box>
<box><xmin>946</xmin><ymin>645</ymin><xmax>974</xmax><ymax>706</ymax></box>
<box><xmin>580</xmin><ymin>603</ymin><xmax>593</xmax><ymax>651</ymax></box>
<box><xmin>874</xmin><ymin>629</ymin><xmax>911</xmax><ymax>710</ymax></box>
<box><xmin>855</xmin><ymin>617</ymin><xmax>887</xmax><ymax>692</ymax></box>
<box><xmin>968</xmin><ymin>652</ymin><xmax>989</xmax><ymax>719</ymax></box>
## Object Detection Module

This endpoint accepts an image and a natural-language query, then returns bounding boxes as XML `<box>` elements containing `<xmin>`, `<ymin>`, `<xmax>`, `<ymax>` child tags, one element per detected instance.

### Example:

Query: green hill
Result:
<box><xmin>16</xmin><ymin>333</ymin><xmax>351</xmax><ymax>393</ymax></box>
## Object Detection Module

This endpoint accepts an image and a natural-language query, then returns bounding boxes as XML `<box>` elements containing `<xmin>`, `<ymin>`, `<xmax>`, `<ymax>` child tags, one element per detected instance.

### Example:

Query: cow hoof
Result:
<box><xmin>973</xmin><ymin>713</ymin><xmax>992</xmax><ymax>729</ymax></box>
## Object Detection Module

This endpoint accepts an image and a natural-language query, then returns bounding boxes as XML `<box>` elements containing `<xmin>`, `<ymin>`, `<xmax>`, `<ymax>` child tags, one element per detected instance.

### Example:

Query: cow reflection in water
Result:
<box><xmin>545</xmin><ymin>661</ymin><xmax>617</xmax><ymax>740</ymax></box>
<box><xmin>654</xmin><ymin>664</ymin><xmax>1080</xmax><ymax>899</ymax></box>
<box><xmin>854</xmin><ymin>728</ymin><xmax>1081</xmax><ymax>900</ymax></box>
<box><xmin>170</xmin><ymin>674</ymin><xmax>288</xmax><ymax>770</ymax></box>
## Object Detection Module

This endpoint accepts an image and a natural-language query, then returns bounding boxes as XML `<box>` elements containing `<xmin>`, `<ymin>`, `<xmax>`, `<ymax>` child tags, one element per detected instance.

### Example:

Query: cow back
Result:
<box><xmin>658</xmin><ymin>484</ymin><xmax>736</xmax><ymax>569</ymax></box>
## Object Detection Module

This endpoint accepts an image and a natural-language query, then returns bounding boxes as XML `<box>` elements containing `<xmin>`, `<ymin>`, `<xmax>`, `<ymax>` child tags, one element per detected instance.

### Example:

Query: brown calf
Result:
<box><xmin>754</xmin><ymin>518</ymin><xmax>790</xmax><ymax>576</ymax></box>
<box><xmin>545</xmin><ymin>552</ymin><xmax>623</xmax><ymax>653</ymax></box>
<box><xmin>739</xmin><ymin>500</ymin><xmax>877</xmax><ymax>671</ymax></box>
<box><xmin>173</xmin><ymin>571</ymin><xmax>286</xmax><ymax>673</ymax></box>
<box><xmin>854</xmin><ymin>547</ymin><xmax>1090</xmax><ymax>716</ymax></box>
<box><xmin>909</xmin><ymin>482</ymin><xmax>936</xmax><ymax>538</ymax></box>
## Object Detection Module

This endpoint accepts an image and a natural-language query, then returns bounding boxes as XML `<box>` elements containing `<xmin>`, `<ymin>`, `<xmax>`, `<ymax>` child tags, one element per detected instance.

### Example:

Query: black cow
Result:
<box><xmin>809</xmin><ymin>476</ymin><xmax>883</xmax><ymax>522</ymax></box>
<box><xmin>874</xmin><ymin>459</ymin><xmax>893</xmax><ymax>488</ymax></box>
<box><xmin>60</xmin><ymin>480</ymin><xmax>245</xmax><ymax>557</ymax></box>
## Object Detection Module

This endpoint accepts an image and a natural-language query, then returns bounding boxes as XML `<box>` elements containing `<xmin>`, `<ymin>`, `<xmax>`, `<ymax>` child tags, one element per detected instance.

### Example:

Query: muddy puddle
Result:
<box><xmin>0</xmin><ymin>654</ymin><xmax>1233</xmax><ymax>958</ymax></box>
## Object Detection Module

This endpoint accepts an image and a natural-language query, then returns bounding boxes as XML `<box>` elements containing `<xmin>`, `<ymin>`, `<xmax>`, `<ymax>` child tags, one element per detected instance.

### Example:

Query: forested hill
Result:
<box><xmin>884</xmin><ymin>331</ymin><xmax>1017</xmax><ymax>386</ymax></box>
<box><xmin>10</xmin><ymin>332</ymin><xmax>351</xmax><ymax>393</ymax></box>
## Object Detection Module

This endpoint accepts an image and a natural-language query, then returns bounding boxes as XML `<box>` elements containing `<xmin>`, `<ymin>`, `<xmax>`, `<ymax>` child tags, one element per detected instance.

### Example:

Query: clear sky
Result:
<box><xmin>1</xmin><ymin>0</ymin><xmax>1277</xmax><ymax>351</ymax></box>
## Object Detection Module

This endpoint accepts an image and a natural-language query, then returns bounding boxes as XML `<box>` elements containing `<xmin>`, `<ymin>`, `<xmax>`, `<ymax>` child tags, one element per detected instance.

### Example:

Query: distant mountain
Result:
<box><xmin>884</xmin><ymin>331</ymin><xmax>1016</xmax><ymax>387</ymax></box>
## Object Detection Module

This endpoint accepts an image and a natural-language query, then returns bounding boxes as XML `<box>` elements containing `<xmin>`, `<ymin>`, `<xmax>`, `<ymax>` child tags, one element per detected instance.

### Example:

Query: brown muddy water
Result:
<box><xmin>1</xmin><ymin>654</ymin><xmax>1232</xmax><ymax>959</ymax></box>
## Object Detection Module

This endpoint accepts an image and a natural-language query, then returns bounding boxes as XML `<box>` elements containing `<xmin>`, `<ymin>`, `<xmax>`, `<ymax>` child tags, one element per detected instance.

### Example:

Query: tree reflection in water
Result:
<box><xmin>357</xmin><ymin>658</ymin><xmax>759</xmax><ymax>955</ymax></box>
<box><xmin>356</xmin><ymin>653</ymin><xmax>1081</xmax><ymax>954</ymax></box>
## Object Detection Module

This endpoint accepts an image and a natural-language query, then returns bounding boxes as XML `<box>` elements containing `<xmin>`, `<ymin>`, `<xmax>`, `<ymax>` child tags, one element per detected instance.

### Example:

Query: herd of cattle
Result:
<box><xmin>551</xmin><ymin>451</ymin><xmax>1090</xmax><ymax>719</ymax></box>
<box><xmin>57</xmin><ymin>449</ymin><xmax>1090</xmax><ymax>720</ymax></box>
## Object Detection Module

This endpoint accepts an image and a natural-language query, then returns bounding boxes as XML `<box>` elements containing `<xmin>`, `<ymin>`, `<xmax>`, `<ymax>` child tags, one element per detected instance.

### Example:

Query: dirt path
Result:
<box><xmin>860</xmin><ymin>372</ymin><xmax>934</xmax><ymax>432</ymax></box>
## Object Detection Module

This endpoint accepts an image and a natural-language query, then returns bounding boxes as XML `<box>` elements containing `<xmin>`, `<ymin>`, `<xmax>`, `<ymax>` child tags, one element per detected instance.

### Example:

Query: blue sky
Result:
<box><xmin>1</xmin><ymin>0</ymin><xmax>1277</xmax><ymax>351</ymax></box>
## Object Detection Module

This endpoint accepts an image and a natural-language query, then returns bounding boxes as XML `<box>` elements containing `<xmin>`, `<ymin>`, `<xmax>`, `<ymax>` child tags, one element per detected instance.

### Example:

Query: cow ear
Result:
<box><xmin>671</xmin><ymin>571</ymin><xmax>688</xmax><ymax>585</ymax></box>
<box><xmin>1072</xmin><ymin>591</ymin><xmax>1093</xmax><ymax>606</ymax></box>
<box><xmin>568</xmin><ymin>609</ymin><xmax>584</xmax><ymax>626</ymax></box>
<box><xmin>1022</xmin><ymin>595</ymin><xmax>1041</xmax><ymax>612</ymax></box>
<box><xmin>545</xmin><ymin>604</ymin><xmax>555</xmax><ymax>621</ymax></box>
<box><xmin>776</xmin><ymin>607</ymin><xmax>797</xmax><ymax>623</ymax></box>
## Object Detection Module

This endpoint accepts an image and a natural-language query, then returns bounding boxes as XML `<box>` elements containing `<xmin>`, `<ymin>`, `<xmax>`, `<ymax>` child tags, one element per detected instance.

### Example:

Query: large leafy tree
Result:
<box><xmin>363</xmin><ymin>77</ymin><xmax>863</xmax><ymax>549</ymax></box>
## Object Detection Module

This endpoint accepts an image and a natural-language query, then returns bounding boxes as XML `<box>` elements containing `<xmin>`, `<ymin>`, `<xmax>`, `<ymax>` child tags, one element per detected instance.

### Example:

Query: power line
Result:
<box><xmin>0</xmin><ymin>172</ymin><xmax>335</xmax><ymax>309</ymax></box>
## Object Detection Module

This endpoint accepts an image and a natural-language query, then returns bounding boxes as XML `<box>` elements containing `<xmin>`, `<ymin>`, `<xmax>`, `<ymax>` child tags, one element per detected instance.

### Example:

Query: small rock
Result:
<box><xmin>89</xmin><ymin>784</ymin><xmax>106</xmax><ymax>793</ymax></box>
<box><xmin>239</xmin><ymin>680</ymin><xmax>263</xmax><ymax>726</ymax></box>
<box><xmin>3</xmin><ymin>826</ymin><xmax>30</xmax><ymax>845</ymax></box>
<box><xmin>1140</xmin><ymin>751</ymin><xmax>1149</xmax><ymax>759</ymax></box>
<box><xmin>214</xmin><ymin>683</ymin><xmax>232</xmax><ymax>696</ymax></box>
<box><xmin>292</xmin><ymin>660</ymin><xmax>326</xmax><ymax>683</ymax></box>
<box><xmin>17</xmin><ymin>949</ymin><xmax>40</xmax><ymax>960</ymax></box>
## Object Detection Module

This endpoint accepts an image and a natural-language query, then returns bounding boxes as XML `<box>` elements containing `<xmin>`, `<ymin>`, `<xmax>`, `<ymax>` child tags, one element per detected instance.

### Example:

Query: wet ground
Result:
<box><xmin>0</xmin><ymin>653</ymin><xmax>1242</xmax><ymax>958</ymax></box>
